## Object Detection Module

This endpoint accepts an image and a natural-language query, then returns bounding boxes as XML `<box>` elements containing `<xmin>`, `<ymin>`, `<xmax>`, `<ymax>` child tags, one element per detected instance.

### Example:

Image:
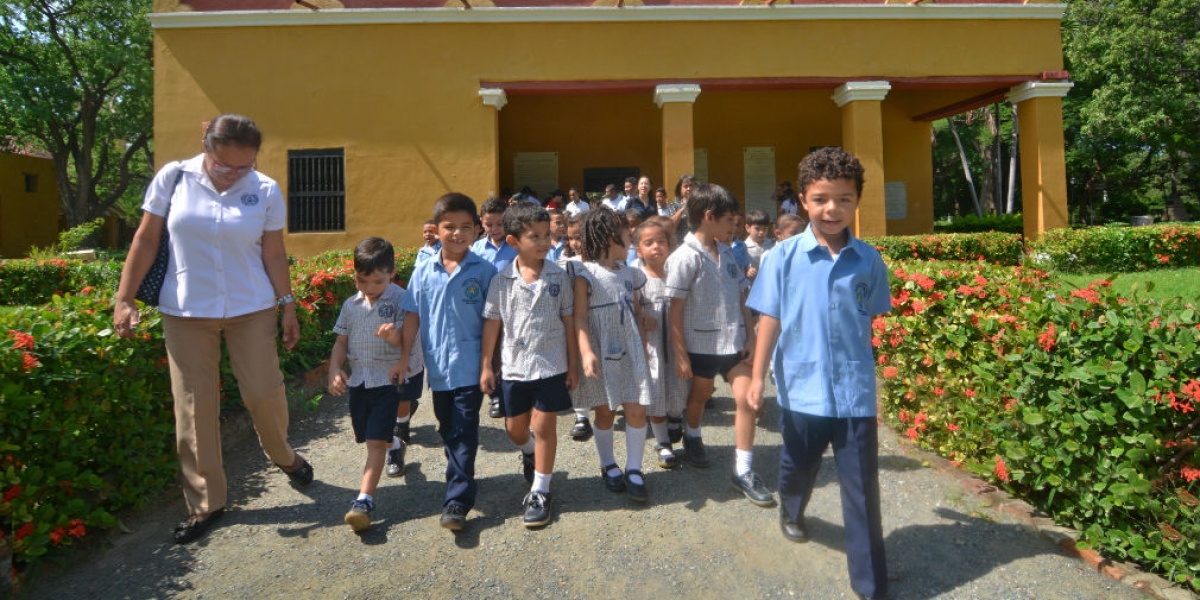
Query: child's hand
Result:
<box><xmin>565</xmin><ymin>367</ymin><xmax>578</xmax><ymax>391</ymax></box>
<box><xmin>480</xmin><ymin>365</ymin><xmax>496</xmax><ymax>396</ymax></box>
<box><xmin>641</xmin><ymin>314</ymin><xmax>658</xmax><ymax>334</ymax></box>
<box><xmin>675</xmin><ymin>352</ymin><xmax>692</xmax><ymax>380</ymax></box>
<box><xmin>747</xmin><ymin>377</ymin><xmax>764</xmax><ymax>412</ymax></box>
<box><xmin>376</xmin><ymin>322</ymin><xmax>400</xmax><ymax>345</ymax></box>
<box><xmin>388</xmin><ymin>362</ymin><xmax>408</xmax><ymax>385</ymax></box>
<box><xmin>746</xmin><ymin>266</ymin><xmax>758</xmax><ymax>279</ymax></box>
<box><xmin>328</xmin><ymin>371</ymin><xmax>348</xmax><ymax>397</ymax></box>
<box><xmin>582</xmin><ymin>353</ymin><xmax>601</xmax><ymax>379</ymax></box>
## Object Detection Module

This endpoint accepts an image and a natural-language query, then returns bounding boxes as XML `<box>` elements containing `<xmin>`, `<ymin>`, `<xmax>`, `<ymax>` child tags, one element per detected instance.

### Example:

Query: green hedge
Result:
<box><xmin>0</xmin><ymin>248</ymin><xmax>415</xmax><ymax>579</ymax></box>
<box><xmin>866</xmin><ymin>232</ymin><xmax>1025</xmax><ymax>265</ymax></box>
<box><xmin>933</xmin><ymin>213</ymin><xmax>1024</xmax><ymax>234</ymax></box>
<box><xmin>880</xmin><ymin>260</ymin><xmax>1200</xmax><ymax>591</ymax></box>
<box><xmin>0</xmin><ymin>259</ymin><xmax>122</xmax><ymax>306</ymax></box>
<box><xmin>1028</xmin><ymin>224</ymin><xmax>1200</xmax><ymax>272</ymax></box>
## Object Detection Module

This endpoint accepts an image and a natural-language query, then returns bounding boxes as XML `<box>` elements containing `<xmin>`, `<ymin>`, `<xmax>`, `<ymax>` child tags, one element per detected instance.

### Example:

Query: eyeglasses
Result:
<box><xmin>209</xmin><ymin>159</ymin><xmax>255</xmax><ymax>176</ymax></box>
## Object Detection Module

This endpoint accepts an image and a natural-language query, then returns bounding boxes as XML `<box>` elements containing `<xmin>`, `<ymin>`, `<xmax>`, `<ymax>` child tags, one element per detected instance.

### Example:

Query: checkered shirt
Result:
<box><xmin>482</xmin><ymin>259</ymin><xmax>574</xmax><ymax>381</ymax></box>
<box><xmin>333</xmin><ymin>283</ymin><xmax>423</xmax><ymax>388</ymax></box>
<box><xmin>665</xmin><ymin>232</ymin><xmax>749</xmax><ymax>355</ymax></box>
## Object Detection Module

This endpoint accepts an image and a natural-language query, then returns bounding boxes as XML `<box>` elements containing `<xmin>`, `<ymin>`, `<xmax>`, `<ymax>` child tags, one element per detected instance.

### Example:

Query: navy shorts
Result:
<box><xmin>500</xmin><ymin>373</ymin><xmax>573</xmax><ymax>418</ymax></box>
<box><xmin>349</xmin><ymin>383</ymin><xmax>402</xmax><ymax>443</ymax></box>
<box><xmin>396</xmin><ymin>370</ymin><xmax>424</xmax><ymax>402</ymax></box>
<box><xmin>688</xmin><ymin>352</ymin><xmax>743</xmax><ymax>381</ymax></box>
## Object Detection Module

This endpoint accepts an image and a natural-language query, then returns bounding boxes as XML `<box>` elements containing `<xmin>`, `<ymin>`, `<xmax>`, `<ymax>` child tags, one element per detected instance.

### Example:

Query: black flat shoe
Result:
<box><xmin>625</xmin><ymin>469</ymin><xmax>649</xmax><ymax>504</ymax></box>
<box><xmin>173</xmin><ymin>507</ymin><xmax>225</xmax><ymax>544</ymax></box>
<box><xmin>600</xmin><ymin>463</ymin><xmax>626</xmax><ymax>493</ymax></box>
<box><xmin>279</xmin><ymin>456</ymin><xmax>314</xmax><ymax>486</ymax></box>
<box><xmin>779</xmin><ymin>507</ymin><xmax>808</xmax><ymax>544</ymax></box>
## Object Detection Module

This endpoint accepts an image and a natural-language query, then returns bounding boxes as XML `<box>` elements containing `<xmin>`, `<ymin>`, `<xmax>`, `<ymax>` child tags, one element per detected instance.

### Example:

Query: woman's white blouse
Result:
<box><xmin>142</xmin><ymin>154</ymin><xmax>285</xmax><ymax>319</ymax></box>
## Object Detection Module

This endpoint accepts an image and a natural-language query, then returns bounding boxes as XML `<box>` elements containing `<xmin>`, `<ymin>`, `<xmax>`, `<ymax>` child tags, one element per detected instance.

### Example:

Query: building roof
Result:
<box><xmin>167</xmin><ymin>0</ymin><xmax>1041</xmax><ymax>10</ymax></box>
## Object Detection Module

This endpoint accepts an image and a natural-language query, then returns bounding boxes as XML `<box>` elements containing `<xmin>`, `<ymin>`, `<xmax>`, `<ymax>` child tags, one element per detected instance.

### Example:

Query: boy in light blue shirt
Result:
<box><xmin>471</xmin><ymin>196</ymin><xmax>517</xmax><ymax>418</ymax></box>
<box><xmin>390</xmin><ymin>193</ymin><xmax>498</xmax><ymax>532</ymax></box>
<box><xmin>747</xmin><ymin>147</ymin><xmax>891</xmax><ymax>600</ymax></box>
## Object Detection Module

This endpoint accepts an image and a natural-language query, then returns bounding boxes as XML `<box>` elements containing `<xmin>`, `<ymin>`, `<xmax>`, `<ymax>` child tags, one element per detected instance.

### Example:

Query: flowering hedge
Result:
<box><xmin>0</xmin><ymin>259</ymin><xmax>122</xmax><ymax>306</ymax></box>
<box><xmin>879</xmin><ymin>260</ymin><xmax>1200</xmax><ymax>590</ymax></box>
<box><xmin>1027</xmin><ymin>223</ymin><xmax>1200</xmax><ymax>272</ymax></box>
<box><xmin>865</xmin><ymin>232</ymin><xmax>1025</xmax><ymax>266</ymax></box>
<box><xmin>0</xmin><ymin>248</ymin><xmax>416</xmax><ymax>581</ymax></box>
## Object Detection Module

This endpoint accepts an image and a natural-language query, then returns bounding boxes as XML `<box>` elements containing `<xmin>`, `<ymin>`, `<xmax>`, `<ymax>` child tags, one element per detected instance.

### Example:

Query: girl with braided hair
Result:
<box><xmin>569</xmin><ymin>207</ymin><xmax>654</xmax><ymax>503</ymax></box>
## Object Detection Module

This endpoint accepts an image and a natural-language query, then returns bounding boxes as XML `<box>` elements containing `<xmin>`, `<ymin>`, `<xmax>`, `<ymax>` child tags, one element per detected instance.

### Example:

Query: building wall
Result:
<box><xmin>153</xmin><ymin>14</ymin><xmax>1064</xmax><ymax>254</ymax></box>
<box><xmin>0</xmin><ymin>153</ymin><xmax>60</xmax><ymax>258</ymax></box>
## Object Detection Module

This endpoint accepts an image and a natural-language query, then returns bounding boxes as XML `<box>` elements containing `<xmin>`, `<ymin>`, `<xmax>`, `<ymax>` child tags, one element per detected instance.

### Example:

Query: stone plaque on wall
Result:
<box><xmin>885</xmin><ymin>182</ymin><xmax>907</xmax><ymax>220</ymax></box>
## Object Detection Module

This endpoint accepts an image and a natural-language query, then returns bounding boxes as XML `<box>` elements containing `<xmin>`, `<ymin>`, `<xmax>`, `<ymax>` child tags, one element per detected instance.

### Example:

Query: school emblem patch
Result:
<box><xmin>624</xmin><ymin>280</ymin><xmax>634</xmax><ymax>293</ymax></box>
<box><xmin>462</xmin><ymin>278</ymin><xmax>482</xmax><ymax>303</ymax></box>
<box><xmin>548</xmin><ymin>283</ymin><xmax>561</xmax><ymax>297</ymax></box>
<box><xmin>378</xmin><ymin>302</ymin><xmax>396</xmax><ymax>319</ymax></box>
<box><xmin>241</xmin><ymin>194</ymin><xmax>259</xmax><ymax>206</ymax></box>
<box><xmin>726</xmin><ymin>263</ymin><xmax>739</xmax><ymax>279</ymax></box>
<box><xmin>855</xmin><ymin>281</ymin><xmax>870</xmax><ymax>315</ymax></box>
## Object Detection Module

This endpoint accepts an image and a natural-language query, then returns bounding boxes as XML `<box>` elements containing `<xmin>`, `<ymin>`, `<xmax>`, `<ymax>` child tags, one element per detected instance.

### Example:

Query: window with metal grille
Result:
<box><xmin>287</xmin><ymin>148</ymin><xmax>345</xmax><ymax>232</ymax></box>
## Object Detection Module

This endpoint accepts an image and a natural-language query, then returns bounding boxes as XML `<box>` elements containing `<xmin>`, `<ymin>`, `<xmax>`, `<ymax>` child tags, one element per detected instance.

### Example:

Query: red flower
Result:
<box><xmin>882</xmin><ymin>366</ymin><xmax>899</xmax><ymax>380</ymax></box>
<box><xmin>914</xmin><ymin>412</ymin><xmax>928</xmax><ymax>429</ymax></box>
<box><xmin>905</xmin><ymin>427</ymin><xmax>919</xmax><ymax>441</ymax></box>
<box><xmin>1169</xmin><ymin>391</ymin><xmax>1194</xmax><ymax>414</ymax></box>
<box><xmin>877</xmin><ymin>354</ymin><xmax>888</xmax><ymax>366</ymax></box>
<box><xmin>68</xmin><ymin>518</ymin><xmax>86</xmax><ymax>538</ymax></box>
<box><xmin>929</xmin><ymin>291</ymin><xmax>946</xmax><ymax>301</ymax></box>
<box><xmin>1180</xmin><ymin>466</ymin><xmax>1200</xmax><ymax>483</ymax></box>
<box><xmin>1157</xmin><ymin>254</ymin><xmax>1170</xmax><ymax>264</ymax></box>
<box><xmin>49</xmin><ymin>527</ymin><xmax>66</xmax><ymax>545</ymax></box>
<box><xmin>1069</xmin><ymin>288</ymin><xmax>1101</xmax><ymax>304</ymax></box>
<box><xmin>898</xmin><ymin>409</ymin><xmax>911</xmax><ymax>423</ymax></box>
<box><xmin>934</xmin><ymin>387</ymin><xmax>945</xmax><ymax>397</ymax></box>
<box><xmin>1182</xmin><ymin>379</ymin><xmax>1200</xmax><ymax>402</ymax></box>
<box><xmin>1038</xmin><ymin>323</ymin><xmax>1057</xmax><ymax>352</ymax></box>
<box><xmin>994</xmin><ymin>456</ymin><xmax>1010</xmax><ymax>482</ymax></box>
<box><xmin>947</xmin><ymin>423</ymin><xmax>960</xmax><ymax>432</ymax></box>
<box><xmin>21</xmin><ymin>352</ymin><xmax>40</xmax><ymax>372</ymax></box>
<box><xmin>913</xmin><ymin>274</ymin><xmax>936</xmax><ymax>291</ymax></box>
<box><xmin>964</xmin><ymin>388</ymin><xmax>977</xmax><ymax>398</ymax></box>
<box><xmin>8</xmin><ymin>330</ymin><xmax>33</xmax><ymax>350</ymax></box>
<box><xmin>14</xmin><ymin>522</ymin><xmax>34</xmax><ymax>541</ymax></box>
<box><xmin>3</xmin><ymin>484</ymin><xmax>20</xmax><ymax>503</ymax></box>
<box><xmin>922</xmin><ymin>356</ymin><xmax>934</xmax><ymax>367</ymax></box>
<box><xmin>871</xmin><ymin>336</ymin><xmax>882</xmax><ymax>348</ymax></box>
<box><xmin>80</xmin><ymin>285</ymin><xmax>95</xmax><ymax>295</ymax></box>
<box><xmin>1005</xmin><ymin>398</ymin><xmax>1018</xmax><ymax>411</ymax></box>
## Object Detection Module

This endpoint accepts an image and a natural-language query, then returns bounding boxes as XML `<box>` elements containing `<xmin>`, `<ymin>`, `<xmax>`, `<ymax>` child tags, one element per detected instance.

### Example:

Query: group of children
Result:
<box><xmin>326</xmin><ymin>146</ymin><xmax>893</xmax><ymax>599</ymax></box>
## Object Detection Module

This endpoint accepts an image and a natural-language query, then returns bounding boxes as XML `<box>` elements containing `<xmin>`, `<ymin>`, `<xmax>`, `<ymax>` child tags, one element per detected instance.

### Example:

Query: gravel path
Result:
<box><xmin>29</xmin><ymin>379</ymin><xmax>1144</xmax><ymax>600</ymax></box>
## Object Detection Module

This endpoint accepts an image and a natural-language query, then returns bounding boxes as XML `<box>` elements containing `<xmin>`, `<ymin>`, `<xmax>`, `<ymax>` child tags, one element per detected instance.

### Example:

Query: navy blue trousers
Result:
<box><xmin>779</xmin><ymin>411</ymin><xmax>888</xmax><ymax>599</ymax></box>
<box><xmin>432</xmin><ymin>385</ymin><xmax>484</xmax><ymax>510</ymax></box>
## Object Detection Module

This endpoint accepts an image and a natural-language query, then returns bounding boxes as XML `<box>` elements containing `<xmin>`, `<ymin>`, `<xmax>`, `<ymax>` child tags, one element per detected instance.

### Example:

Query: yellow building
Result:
<box><xmin>0</xmin><ymin>148</ymin><xmax>60</xmax><ymax>258</ymax></box>
<box><xmin>151</xmin><ymin>0</ymin><xmax>1072</xmax><ymax>255</ymax></box>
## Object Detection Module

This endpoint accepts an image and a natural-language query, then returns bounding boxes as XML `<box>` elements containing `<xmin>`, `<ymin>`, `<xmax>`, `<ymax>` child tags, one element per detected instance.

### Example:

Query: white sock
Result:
<box><xmin>519</xmin><ymin>435</ymin><xmax>535</xmax><ymax>455</ymax></box>
<box><xmin>687</xmin><ymin>425</ymin><xmax>702</xmax><ymax>439</ymax></box>
<box><xmin>532</xmin><ymin>471</ymin><xmax>551</xmax><ymax>495</ymax></box>
<box><xmin>625</xmin><ymin>424</ymin><xmax>647</xmax><ymax>475</ymax></box>
<box><xmin>575</xmin><ymin>408</ymin><xmax>589</xmax><ymax>420</ymax></box>
<box><xmin>390</xmin><ymin>437</ymin><xmax>402</xmax><ymax>450</ymax></box>
<box><xmin>396</xmin><ymin>414</ymin><xmax>410</xmax><ymax>424</ymax></box>
<box><xmin>594</xmin><ymin>425</ymin><xmax>616</xmax><ymax>469</ymax></box>
<box><xmin>736</xmin><ymin>449</ymin><xmax>753</xmax><ymax>477</ymax></box>
<box><xmin>650</xmin><ymin>421</ymin><xmax>670</xmax><ymax>446</ymax></box>
<box><xmin>356</xmin><ymin>492</ymin><xmax>372</xmax><ymax>502</ymax></box>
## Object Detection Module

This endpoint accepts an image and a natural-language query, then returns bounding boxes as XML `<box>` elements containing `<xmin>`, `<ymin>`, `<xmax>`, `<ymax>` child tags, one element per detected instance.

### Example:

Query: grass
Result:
<box><xmin>1053</xmin><ymin>266</ymin><xmax>1200</xmax><ymax>304</ymax></box>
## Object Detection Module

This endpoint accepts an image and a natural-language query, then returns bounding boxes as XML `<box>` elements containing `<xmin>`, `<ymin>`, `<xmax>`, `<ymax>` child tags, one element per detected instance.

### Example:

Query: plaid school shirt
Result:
<box><xmin>333</xmin><ymin>283</ymin><xmax>424</xmax><ymax>389</ymax></box>
<box><xmin>482</xmin><ymin>259</ymin><xmax>574</xmax><ymax>381</ymax></box>
<box><xmin>665</xmin><ymin>232</ymin><xmax>750</xmax><ymax>356</ymax></box>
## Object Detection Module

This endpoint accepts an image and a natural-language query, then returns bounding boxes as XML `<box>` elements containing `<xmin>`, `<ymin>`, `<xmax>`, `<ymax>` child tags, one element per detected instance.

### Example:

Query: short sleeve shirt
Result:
<box><xmin>746</xmin><ymin>226</ymin><xmax>891</xmax><ymax>418</ymax></box>
<box><xmin>563</xmin><ymin>200</ymin><xmax>590</xmax><ymax>217</ymax></box>
<box><xmin>482</xmin><ymin>259</ymin><xmax>574</xmax><ymax>381</ymax></box>
<box><xmin>401</xmin><ymin>250</ymin><xmax>498</xmax><ymax>392</ymax></box>
<box><xmin>142</xmin><ymin>154</ymin><xmax>285</xmax><ymax>318</ymax></box>
<box><xmin>664</xmin><ymin>233</ymin><xmax>749</xmax><ymax>355</ymax></box>
<box><xmin>332</xmin><ymin>283</ymin><xmax>424</xmax><ymax>388</ymax></box>
<box><xmin>471</xmin><ymin>237</ymin><xmax>517</xmax><ymax>273</ymax></box>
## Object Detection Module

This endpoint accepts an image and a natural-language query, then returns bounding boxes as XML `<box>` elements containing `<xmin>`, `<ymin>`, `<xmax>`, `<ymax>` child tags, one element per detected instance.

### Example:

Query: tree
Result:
<box><xmin>0</xmin><ymin>0</ymin><xmax>153</xmax><ymax>229</ymax></box>
<box><xmin>1063</xmin><ymin>0</ymin><xmax>1200</xmax><ymax>221</ymax></box>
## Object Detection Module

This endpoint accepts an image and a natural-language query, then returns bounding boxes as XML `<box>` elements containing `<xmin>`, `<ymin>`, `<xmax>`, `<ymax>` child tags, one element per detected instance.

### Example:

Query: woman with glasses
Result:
<box><xmin>114</xmin><ymin>114</ymin><xmax>314</xmax><ymax>545</ymax></box>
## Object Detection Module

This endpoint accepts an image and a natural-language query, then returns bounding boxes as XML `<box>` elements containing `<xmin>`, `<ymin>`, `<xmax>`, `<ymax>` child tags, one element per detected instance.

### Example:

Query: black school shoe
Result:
<box><xmin>522</xmin><ymin>492</ymin><xmax>552</xmax><ymax>528</ymax></box>
<box><xmin>666</xmin><ymin>416</ymin><xmax>683</xmax><ymax>444</ymax></box>
<box><xmin>656</xmin><ymin>443</ymin><xmax>681</xmax><ymax>469</ymax></box>
<box><xmin>569</xmin><ymin>416</ymin><xmax>593</xmax><ymax>440</ymax></box>
<box><xmin>600</xmin><ymin>463</ymin><xmax>626</xmax><ymax>493</ymax></box>
<box><xmin>385</xmin><ymin>444</ymin><xmax>406</xmax><ymax>477</ymax></box>
<box><xmin>279</xmin><ymin>456</ymin><xmax>314</xmax><ymax>486</ymax></box>
<box><xmin>625</xmin><ymin>470</ymin><xmax>649</xmax><ymax>504</ymax></box>
<box><xmin>682</xmin><ymin>435</ymin><xmax>709</xmax><ymax>468</ymax></box>
<box><xmin>779</xmin><ymin>506</ymin><xmax>808</xmax><ymax>543</ymax></box>
<box><xmin>489</xmin><ymin>396</ymin><xmax>503</xmax><ymax>418</ymax></box>
<box><xmin>440</xmin><ymin>504</ymin><xmax>468</xmax><ymax>531</ymax></box>
<box><xmin>731</xmin><ymin>472</ymin><xmax>776</xmax><ymax>507</ymax></box>
<box><xmin>173</xmin><ymin>507</ymin><xmax>225</xmax><ymax>544</ymax></box>
<box><xmin>393</xmin><ymin>420</ymin><xmax>411</xmax><ymax>446</ymax></box>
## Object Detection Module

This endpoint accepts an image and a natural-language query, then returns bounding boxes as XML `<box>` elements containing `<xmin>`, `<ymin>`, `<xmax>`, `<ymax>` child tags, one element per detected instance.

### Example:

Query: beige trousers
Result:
<box><xmin>162</xmin><ymin>308</ymin><xmax>296</xmax><ymax>516</ymax></box>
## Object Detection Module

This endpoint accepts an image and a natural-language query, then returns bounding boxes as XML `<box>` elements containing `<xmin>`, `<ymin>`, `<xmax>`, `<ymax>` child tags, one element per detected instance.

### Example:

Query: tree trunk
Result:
<box><xmin>1006</xmin><ymin>104</ymin><xmax>1019</xmax><ymax>214</ymax></box>
<box><xmin>971</xmin><ymin>106</ymin><xmax>1000</xmax><ymax>215</ymax></box>
<box><xmin>947</xmin><ymin>117</ymin><xmax>983</xmax><ymax>218</ymax></box>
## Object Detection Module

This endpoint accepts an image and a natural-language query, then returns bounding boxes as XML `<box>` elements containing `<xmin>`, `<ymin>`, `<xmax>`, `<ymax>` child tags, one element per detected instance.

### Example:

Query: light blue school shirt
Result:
<box><xmin>547</xmin><ymin>240</ymin><xmax>565</xmax><ymax>263</ymax></box>
<box><xmin>415</xmin><ymin>241</ymin><xmax>441</xmax><ymax>267</ymax></box>
<box><xmin>746</xmin><ymin>226</ymin><xmax>891</xmax><ymax>418</ymax></box>
<box><xmin>731</xmin><ymin>238</ymin><xmax>752</xmax><ymax>269</ymax></box>
<box><xmin>401</xmin><ymin>250</ymin><xmax>498</xmax><ymax>392</ymax></box>
<box><xmin>471</xmin><ymin>237</ymin><xmax>517</xmax><ymax>273</ymax></box>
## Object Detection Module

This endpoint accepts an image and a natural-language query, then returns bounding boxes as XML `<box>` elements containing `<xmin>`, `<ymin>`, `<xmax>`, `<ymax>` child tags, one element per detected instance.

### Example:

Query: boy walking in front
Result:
<box><xmin>480</xmin><ymin>202</ymin><xmax>578</xmax><ymax>528</ymax></box>
<box><xmin>472</xmin><ymin>196</ymin><xmax>517</xmax><ymax>419</ymax></box>
<box><xmin>328</xmin><ymin>237</ymin><xmax>423</xmax><ymax>532</ymax></box>
<box><xmin>748</xmin><ymin>147</ymin><xmax>892</xmax><ymax>600</ymax></box>
<box><xmin>391</xmin><ymin>193</ymin><xmax>498</xmax><ymax>531</ymax></box>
